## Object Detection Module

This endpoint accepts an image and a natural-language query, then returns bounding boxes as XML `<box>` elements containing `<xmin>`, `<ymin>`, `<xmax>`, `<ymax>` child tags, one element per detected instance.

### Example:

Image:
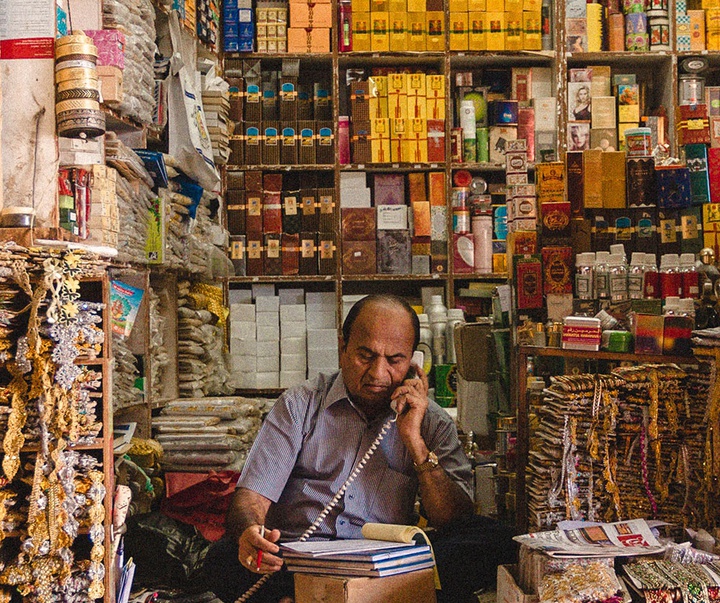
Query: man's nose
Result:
<box><xmin>367</xmin><ymin>356</ymin><xmax>389</xmax><ymax>378</ymax></box>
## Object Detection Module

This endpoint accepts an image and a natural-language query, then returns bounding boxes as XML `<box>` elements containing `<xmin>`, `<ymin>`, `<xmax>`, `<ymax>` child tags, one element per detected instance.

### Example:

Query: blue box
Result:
<box><xmin>224</xmin><ymin>37</ymin><xmax>240</xmax><ymax>52</ymax></box>
<box><xmin>224</xmin><ymin>22</ymin><xmax>240</xmax><ymax>37</ymax></box>
<box><xmin>489</xmin><ymin>100</ymin><xmax>519</xmax><ymax>126</ymax></box>
<box><xmin>223</xmin><ymin>6</ymin><xmax>239</xmax><ymax>20</ymax></box>
<box><xmin>656</xmin><ymin>166</ymin><xmax>692</xmax><ymax>209</ymax></box>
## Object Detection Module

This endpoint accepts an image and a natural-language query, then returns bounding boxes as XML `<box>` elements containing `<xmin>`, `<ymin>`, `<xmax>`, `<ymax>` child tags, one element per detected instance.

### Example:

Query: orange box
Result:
<box><xmin>407</xmin><ymin>12</ymin><xmax>426</xmax><ymax>50</ymax></box>
<box><xmin>390</xmin><ymin>118</ymin><xmax>407</xmax><ymax>162</ymax></box>
<box><xmin>289</xmin><ymin>2</ymin><xmax>332</xmax><ymax>27</ymax></box>
<box><xmin>406</xmin><ymin>118</ymin><xmax>428</xmax><ymax>163</ymax></box>
<box><xmin>689</xmin><ymin>10</ymin><xmax>706</xmax><ymax>50</ymax></box>
<box><xmin>287</xmin><ymin>27</ymin><xmax>331</xmax><ymax>52</ymax></box>
<box><xmin>425</xmin><ymin>74</ymin><xmax>446</xmax><ymax>120</ymax></box>
<box><xmin>352</xmin><ymin>0</ymin><xmax>370</xmax><ymax>10</ymax></box>
<box><xmin>428</xmin><ymin>171</ymin><xmax>446</xmax><ymax>205</ymax></box>
<box><xmin>413</xmin><ymin>201</ymin><xmax>431</xmax><ymax>236</ymax></box>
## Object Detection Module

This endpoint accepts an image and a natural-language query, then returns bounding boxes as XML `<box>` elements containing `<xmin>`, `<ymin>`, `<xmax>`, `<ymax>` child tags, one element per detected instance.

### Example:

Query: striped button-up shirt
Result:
<box><xmin>237</xmin><ymin>371</ymin><xmax>473</xmax><ymax>540</ymax></box>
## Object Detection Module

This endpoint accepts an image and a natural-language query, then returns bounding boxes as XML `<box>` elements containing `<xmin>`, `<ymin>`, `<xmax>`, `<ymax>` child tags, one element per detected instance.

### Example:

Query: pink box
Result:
<box><xmin>84</xmin><ymin>29</ymin><xmax>126</xmax><ymax>69</ymax></box>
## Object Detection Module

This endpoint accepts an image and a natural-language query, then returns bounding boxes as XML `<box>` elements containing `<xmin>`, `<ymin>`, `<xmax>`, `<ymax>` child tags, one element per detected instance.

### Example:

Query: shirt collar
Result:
<box><xmin>323</xmin><ymin>371</ymin><xmax>394</xmax><ymax>423</ymax></box>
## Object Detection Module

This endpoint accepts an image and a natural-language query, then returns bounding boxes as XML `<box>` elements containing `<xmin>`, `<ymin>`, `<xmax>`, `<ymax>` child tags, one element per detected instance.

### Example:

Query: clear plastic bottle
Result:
<box><xmin>664</xmin><ymin>296</ymin><xmax>680</xmax><ymax>315</ymax></box>
<box><xmin>594</xmin><ymin>251</ymin><xmax>611</xmax><ymax>300</ymax></box>
<box><xmin>417</xmin><ymin>313</ymin><xmax>434</xmax><ymax>376</ymax></box>
<box><xmin>426</xmin><ymin>295</ymin><xmax>448</xmax><ymax>366</ymax></box>
<box><xmin>627</xmin><ymin>252</ymin><xmax>645</xmax><ymax>300</ymax></box>
<box><xmin>660</xmin><ymin>254</ymin><xmax>682</xmax><ymax>299</ymax></box>
<box><xmin>679</xmin><ymin>252</ymin><xmax>700</xmax><ymax>299</ymax></box>
<box><xmin>445</xmin><ymin>308</ymin><xmax>465</xmax><ymax>364</ymax></box>
<box><xmin>643</xmin><ymin>253</ymin><xmax>660</xmax><ymax>299</ymax></box>
<box><xmin>609</xmin><ymin>253</ymin><xmax>628</xmax><ymax>301</ymax></box>
<box><xmin>575</xmin><ymin>252</ymin><xmax>595</xmax><ymax>300</ymax></box>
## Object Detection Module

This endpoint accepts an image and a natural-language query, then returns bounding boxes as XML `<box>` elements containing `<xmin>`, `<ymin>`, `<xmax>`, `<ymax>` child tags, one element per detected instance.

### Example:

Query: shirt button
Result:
<box><xmin>339</xmin><ymin>520</ymin><xmax>345</xmax><ymax>525</ymax></box>
<box><xmin>348</xmin><ymin>494</ymin><xmax>354</xmax><ymax>500</ymax></box>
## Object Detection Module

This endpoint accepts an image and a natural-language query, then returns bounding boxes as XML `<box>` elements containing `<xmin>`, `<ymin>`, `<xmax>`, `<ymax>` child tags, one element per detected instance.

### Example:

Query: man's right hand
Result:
<box><xmin>238</xmin><ymin>524</ymin><xmax>283</xmax><ymax>574</ymax></box>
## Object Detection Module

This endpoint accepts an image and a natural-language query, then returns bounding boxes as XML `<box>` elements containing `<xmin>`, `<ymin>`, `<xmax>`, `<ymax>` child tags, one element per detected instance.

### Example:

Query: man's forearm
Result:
<box><xmin>226</xmin><ymin>487</ymin><xmax>273</xmax><ymax>542</ymax></box>
<box><xmin>417</xmin><ymin>468</ymin><xmax>474</xmax><ymax>527</ymax></box>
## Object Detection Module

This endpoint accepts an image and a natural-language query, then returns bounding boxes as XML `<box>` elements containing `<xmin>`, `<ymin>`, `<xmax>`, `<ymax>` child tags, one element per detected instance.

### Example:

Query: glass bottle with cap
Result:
<box><xmin>575</xmin><ymin>252</ymin><xmax>595</xmax><ymax>300</ymax></box>
<box><xmin>594</xmin><ymin>251</ymin><xmax>611</xmax><ymax>300</ymax></box>
<box><xmin>609</xmin><ymin>253</ymin><xmax>628</xmax><ymax>302</ymax></box>
<box><xmin>627</xmin><ymin>252</ymin><xmax>645</xmax><ymax>300</ymax></box>
<box><xmin>445</xmin><ymin>308</ymin><xmax>465</xmax><ymax>363</ymax></box>
<box><xmin>643</xmin><ymin>253</ymin><xmax>660</xmax><ymax>299</ymax></box>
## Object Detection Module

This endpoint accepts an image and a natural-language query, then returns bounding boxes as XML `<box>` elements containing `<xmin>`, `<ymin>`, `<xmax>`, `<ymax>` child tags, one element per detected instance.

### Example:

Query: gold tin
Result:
<box><xmin>55</xmin><ymin>99</ymin><xmax>100</xmax><ymax>113</ymax></box>
<box><xmin>55</xmin><ymin>67</ymin><xmax>97</xmax><ymax>83</ymax></box>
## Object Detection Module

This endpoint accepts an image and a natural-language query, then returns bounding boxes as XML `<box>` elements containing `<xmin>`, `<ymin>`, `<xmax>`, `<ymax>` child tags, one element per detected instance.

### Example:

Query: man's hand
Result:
<box><xmin>390</xmin><ymin>364</ymin><xmax>429</xmax><ymax>454</ymax></box>
<box><xmin>237</xmin><ymin>524</ymin><xmax>283</xmax><ymax>574</ymax></box>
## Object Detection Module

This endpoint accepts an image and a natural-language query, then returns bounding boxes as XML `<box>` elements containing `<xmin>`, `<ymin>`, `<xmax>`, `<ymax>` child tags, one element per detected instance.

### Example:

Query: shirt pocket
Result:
<box><xmin>366</xmin><ymin>465</ymin><xmax>417</xmax><ymax>525</ymax></box>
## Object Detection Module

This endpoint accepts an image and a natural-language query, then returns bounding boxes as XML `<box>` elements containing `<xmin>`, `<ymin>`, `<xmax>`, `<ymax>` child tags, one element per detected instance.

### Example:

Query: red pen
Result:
<box><xmin>256</xmin><ymin>525</ymin><xmax>265</xmax><ymax>569</ymax></box>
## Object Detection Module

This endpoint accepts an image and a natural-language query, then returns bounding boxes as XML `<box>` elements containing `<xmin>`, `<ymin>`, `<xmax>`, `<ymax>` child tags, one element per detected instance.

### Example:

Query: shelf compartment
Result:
<box><xmin>340</xmin><ymin>163</ymin><xmax>447</xmax><ymax>172</ymax></box>
<box><xmin>450</xmin><ymin>50</ymin><xmax>555</xmax><ymax>68</ymax></box>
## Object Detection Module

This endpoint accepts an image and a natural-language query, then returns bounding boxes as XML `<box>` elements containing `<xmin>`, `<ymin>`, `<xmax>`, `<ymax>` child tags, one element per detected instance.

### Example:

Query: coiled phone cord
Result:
<box><xmin>235</xmin><ymin>413</ymin><xmax>398</xmax><ymax>603</ymax></box>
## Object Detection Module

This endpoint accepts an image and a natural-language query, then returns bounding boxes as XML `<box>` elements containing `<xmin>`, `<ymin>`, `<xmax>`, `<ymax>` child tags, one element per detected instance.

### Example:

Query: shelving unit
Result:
<box><xmin>513</xmin><ymin>345</ymin><xmax>702</xmax><ymax>532</ymax></box>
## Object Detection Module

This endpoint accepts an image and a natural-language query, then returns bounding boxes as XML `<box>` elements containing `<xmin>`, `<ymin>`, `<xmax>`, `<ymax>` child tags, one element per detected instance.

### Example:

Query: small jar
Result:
<box><xmin>0</xmin><ymin>207</ymin><xmax>35</xmax><ymax>228</ymax></box>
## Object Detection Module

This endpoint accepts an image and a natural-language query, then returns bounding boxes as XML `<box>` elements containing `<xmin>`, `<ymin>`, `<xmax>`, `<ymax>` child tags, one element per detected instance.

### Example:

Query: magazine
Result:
<box><xmin>514</xmin><ymin>519</ymin><xmax>665</xmax><ymax>558</ymax></box>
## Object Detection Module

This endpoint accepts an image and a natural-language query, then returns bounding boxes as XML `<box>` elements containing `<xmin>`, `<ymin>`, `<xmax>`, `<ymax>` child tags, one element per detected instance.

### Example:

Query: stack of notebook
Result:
<box><xmin>281</xmin><ymin>539</ymin><xmax>435</xmax><ymax>578</ymax></box>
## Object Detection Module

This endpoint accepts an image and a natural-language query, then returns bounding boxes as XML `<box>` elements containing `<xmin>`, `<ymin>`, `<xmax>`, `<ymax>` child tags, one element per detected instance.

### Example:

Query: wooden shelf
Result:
<box><xmin>341</xmin><ymin>273</ymin><xmax>447</xmax><ymax>282</ymax></box>
<box><xmin>226</xmin><ymin>275</ymin><xmax>336</xmax><ymax>284</ymax></box>
<box><xmin>226</xmin><ymin>164</ymin><xmax>335</xmax><ymax>171</ymax></box>
<box><xmin>340</xmin><ymin>163</ymin><xmax>446</xmax><ymax>172</ymax></box>
<box><xmin>22</xmin><ymin>439</ymin><xmax>105</xmax><ymax>452</ymax></box>
<box><xmin>225</xmin><ymin>53</ymin><xmax>334</xmax><ymax>61</ymax></box>
<box><xmin>235</xmin><ymin>388</ymin><xmax>285</xmax><ymax>397</ymax></box>
<box><xmin>517</xmin><ymin>346</ymin><xmax>698</xmax><ymax>365</ymax></box>
<box><xmin>455</xmin><ymin>273</ymin><xmax>510</xmax><ymax>281</ymax></box>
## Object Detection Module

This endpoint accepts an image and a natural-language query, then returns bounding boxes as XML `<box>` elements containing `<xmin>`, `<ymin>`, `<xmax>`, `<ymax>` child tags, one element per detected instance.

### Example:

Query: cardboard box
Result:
<box><xmin>497</xmin><ymin>565</ymin><xmax>539</xmax><ymax>603</ymax></box>
<box><xmin>97</xmin><ymin>65</ymin><xmax>123</xmax><ymax>104</ymax></box>
<box><xmin>287</xmin><ymin>27</ymin><xmax>330</xmax><ymax>52</ymax></box>
<box><xmin>455</xmin><ymin>321</ymin><xmax>494</xmax><ymax>381</ymax></box>
<box><xmin>295</xmin><ymin>568</ymin><xmax>437</xmax><ymax>603</ymax></box>
<box><xmin>289</xmin><ymin>2</ymin><xmax>332</xmax><ymax>27</ymax></box>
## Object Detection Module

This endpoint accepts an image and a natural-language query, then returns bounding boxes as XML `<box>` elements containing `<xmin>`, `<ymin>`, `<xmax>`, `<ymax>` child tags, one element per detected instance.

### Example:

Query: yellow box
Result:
<box><xmin>407</xmin><ymin>73</ymin><xmax>427</xmax><ymax>119</ymax></box>
<box><xmin>406</xmin><ymin>118</ymin><xmax>428</xmax><ymax>163</ymax></box>
<box><xmin>617</xmin><ymin>122</ymin><xmax>639</xmax><ymax>150</ymax></box>
<box><xmin>426</xmin><ymin>74</ymin><xmax>446</xmax><ymax>120</ymax></box>
<box><xmin>407</xmin><ymin>0</ymin><xmax>425</xmax><ymax>10</ymax></box>
<box><xmin>352</xmin><ymin>0</ymin><xmax>370</xmax><ymax>10</ymax></box>
<box><xmin>426</xmin><ymin>11</ymin><xmax>445</xmax><ymax>51</ymax></box>
<box><xmin>388</xmin><ymin>72</ymin><xmax>408</xmax><ymax>119</ymax></box>
<box><xmin>371</xmin><ymin>0</ymin><xmax>389</xmax><ymax>10</ymax></box>
<box><xmin>618</xmin><ymin>104</ymin><xmax>640</xmax><ymax>123</ymax></box>
<box><xmin>449</xmin><ymin>0</ymin><xmax>469</xmax><ymax>10</ymax></box>
<box><xmin>468</xmin><ymin>0</ymin><xmax>486</xmax><ymax>9</ymax></box>
<box><xmin>389</xmin><ymin>0</ymin><xmax>407</xmax><ymax>10</ymax></box>
<box><xmin>389</xmin><ymin>12</ymin><xmax>408</xmax><ymax>51</ymax></box>
<box><xmin>523</xmin><ymin>10</ymin><xmax>542</xmax><ymax>49</ymax></box>
<box><xmin>369</xmin><ymin>75</ymin><xmax>389</xmax><ymax>118</ymax></box>
<box><xmin>450</xmin><ymin>12</ymin><xmax>470</xmax><ymax>49</ymax></box>
<box><xmin>391</xmin><ymin>118</ymin><xmax>407</xmax><ymax>162</ymax></box>
<box><xmin>353</xmin><ymin>12</ymin><xmax>372</xmax><ymax>50</ymax></box>
<box><xmin>486</xmin><ymin>12</ymin><xmax>505</xmax><ymax>49</ymax></box>
<box><xmin>469</xmin><ymin>12</ymin><xmax>487</xmax><ymax>49</ymax></box>
<box><xmin>506</xmin><ymin>0</ymin><xmax>523</xmax><ymax>11</ymax></box>
<box><xmin>524</xmin><ymin>0</ymin><xmax>540</xmax><ymax>8</ymax></box>
<box><xmin>371</xmin><ymin>118</ymin><xmax>391</xmax><ymax>163</ymax></box>
<box><xmin>407</xmin><ymin>13</ymin><xmax>426</xmax><ymax>50</ymax></box>
<box><xmin>371</xmin><ymin>12</ymin><xmax>390</xmax><ymax>51</ymax></box>
<box><xmin>505</xmin><ymin>11</ymin><xmax>523</xmax><ymax>49</ymax></box>
<box><xmin>486</xmin><ymin>0</ymin><xmax>505</xmax><ymax>11</ymax></box>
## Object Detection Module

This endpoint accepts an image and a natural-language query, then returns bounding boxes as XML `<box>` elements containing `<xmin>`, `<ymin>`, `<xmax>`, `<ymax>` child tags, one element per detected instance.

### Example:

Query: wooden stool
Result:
<box><xmin>294</xmin><ymin>567</ymin><xmax>437</xmax><ymax>603</ymax></box>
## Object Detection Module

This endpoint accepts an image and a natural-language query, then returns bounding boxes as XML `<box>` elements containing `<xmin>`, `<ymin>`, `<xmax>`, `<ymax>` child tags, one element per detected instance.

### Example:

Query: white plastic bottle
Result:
<box><xmin>426</xmin><ymin>295</ymin><xmax>448</xmax><ymax>366</ymax></box>
<box><xmin>445</xmin><ymin>308</ymin><xmax>465</xmax><ymax>364</ymax></box>
<box><xmin>575</xmin><ymin>252</ymin><xmax>595</xmax><ymax>300</ymax></box>
<box><xmin>594</xmin><ymin>251</ymin><xmax>611</xmax><ymax>300</ymax></box>
<box><xmin>417</xmin><ymin>313</ymin><xmax>434</xmax><ymax>376</ymax></box>
<box><xmin>627</xmin><ymin>252</ymin><xmax>645</xmax><ymax>300</ymax></box>
<box><xmin>609</xmin><ymin>253</ymin><xmax>628</xmax><ymax>301</ymax></box>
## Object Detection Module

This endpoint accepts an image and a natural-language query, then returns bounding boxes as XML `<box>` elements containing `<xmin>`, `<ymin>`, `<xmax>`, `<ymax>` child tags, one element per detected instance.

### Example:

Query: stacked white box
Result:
<box><xmin>255</xmin><ymin>295</ymin><xmax>280</xmax><ymax>388</ymax></box>
<box><xmin>280</xmin><ymin>303</ymin><xmax>307</xmax><ymax>388</ymax></box>
<box><xmin>341</xmin><ymin>294</ymin><xmax>366</xmax><ymax>322</ymax></box>
<box><xmin>230</xmin><ymin>303</ymin><xmax>257</xmax><ymax>389</ymax></box>
<box><xmin>306</xmin><ymin>292</ymin><xmax>339</xmax><ymax>379</ymax></box>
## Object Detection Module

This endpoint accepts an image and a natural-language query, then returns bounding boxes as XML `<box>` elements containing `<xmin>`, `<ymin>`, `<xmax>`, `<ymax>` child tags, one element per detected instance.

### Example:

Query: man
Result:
<box><xmin>205</xmin><ymin>294</ymin><xmax>515</xmax><ymax>603</ymax></box>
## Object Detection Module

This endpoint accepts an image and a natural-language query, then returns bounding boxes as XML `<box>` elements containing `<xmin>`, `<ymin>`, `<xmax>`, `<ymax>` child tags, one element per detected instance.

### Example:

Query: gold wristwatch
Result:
<box><xmin>414</xmin><ymin>451</ymin><xmax>440</xmax><ymax>473</ymax></box>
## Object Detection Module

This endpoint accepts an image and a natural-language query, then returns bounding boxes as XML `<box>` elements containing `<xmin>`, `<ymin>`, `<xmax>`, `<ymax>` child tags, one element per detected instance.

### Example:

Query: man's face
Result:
<box><xmin>339</xmin><ymin>303</ymin><xmax>415</xmax><ymax>415</ymax></box>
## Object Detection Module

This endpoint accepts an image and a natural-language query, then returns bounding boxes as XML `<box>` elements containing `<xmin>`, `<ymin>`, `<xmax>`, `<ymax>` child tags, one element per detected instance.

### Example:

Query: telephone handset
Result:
<box><xmin>390</xmin><ymin>350</ymin><xmax>424</xmax><ymax>415</ymax></box>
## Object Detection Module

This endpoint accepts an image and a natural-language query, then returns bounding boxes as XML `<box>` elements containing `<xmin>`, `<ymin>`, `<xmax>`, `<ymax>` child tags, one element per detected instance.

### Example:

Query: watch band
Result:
<box><xmin>414</xmin><ymin>451</ymin><xmax>440</xmax><ymax>473</ymax></box>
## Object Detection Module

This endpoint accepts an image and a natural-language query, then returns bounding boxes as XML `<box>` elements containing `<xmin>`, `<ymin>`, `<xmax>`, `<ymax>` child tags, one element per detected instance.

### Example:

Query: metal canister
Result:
<box><xmin>453</xmin><ymin>208</ymin><xmax>471</xmax><ymax>234</ymax></box>
<box><xmin>451</xmin><ymin>187</ymin><xmax>470</xmax><ymax>208</ymax></box>
<box><xmin>649</xmin><ymin>16</ymin><xmax>670</xmax><ymax>49</ymax></box>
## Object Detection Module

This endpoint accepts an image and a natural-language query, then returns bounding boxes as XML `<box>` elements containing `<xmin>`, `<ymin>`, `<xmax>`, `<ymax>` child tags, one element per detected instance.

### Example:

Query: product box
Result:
<box><xmin>426</xmin><ymin>75</ymin><xmax>446</xmax><ymax>121</ymax></box>
<box><xmin>487</xmin><ymin>12</ymin><xmax>506</xmax><ymax>49</ymax></box>
<box><xmin>562</xmin><ymin>316</ymin><xmax>601</xmax><ymax>351</ymax></box>
<box><xmin>633</xmin><ymin>313</ymin><xmax>664</xmax><ymax>355</ymax></box>
<box><xmin>426</xmin><ymin>11</ymin><xmax>445</xmax><ymax>50</ymax></box>
<box><xmin>97</xmin><ymin>65</ymin><xmax>123</xmax><ymax>104</ymax></box>
<box><xmin>295</xmin><ymin>567</ymin><xmax>437</xmax><ymax>603</ymax></box>
<box><xmin>406</xmin><ymin>12</ymin><xmax>426</xmax><ymax>51</ymax></box>
<box><xmin>342</xmin><ymin>240</ymin><xmax>377</xmax><ymax>274</ymax></box>
<box><xmin>497</xmin><ymin>565</ymin><xmax>539</xmax><ymax>603</ymax></box>
<box><xmin>289</xmin><ymin>2</ymin><xmax>332</xmax><ymax>27</ymax></box>
<box><xmin>469</xmin><ymin>12</ymin><xmax>487</xmax><ymax>50</ymax></box>
<box><xmin>389</xmin><ymin>12</ymin><xmax>408</xmax><ymax>50</ymax></box>
<box><xmin>353</xmin><ymin>12</ymin><xmax>372</xmax><ymax>50</ymax></box>
<box><xmin>377</xmin><ymin>230</ymin><xmax>411</xmax><ymax>273</ymax></box>
<box><xmin>371</xmin><ymin>12</ymin><xmax>390</xmax><ymax>51</ymax></box>
<box><xmin>287</xmin><ymin>27</ymin><xmax>330</xmax><ymax>52</ymax></box>
<box><xmin>450</xmin><ymin>12</ymin><xmax>469</xmax><ymax>49</ymax></box>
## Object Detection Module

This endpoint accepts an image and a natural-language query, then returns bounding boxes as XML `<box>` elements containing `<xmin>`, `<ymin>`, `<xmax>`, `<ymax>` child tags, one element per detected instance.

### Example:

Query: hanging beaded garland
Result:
<box><xmin>54</xmin><ymin>33</ymin><xmax>105</xmax><ymax>139</ymax></box>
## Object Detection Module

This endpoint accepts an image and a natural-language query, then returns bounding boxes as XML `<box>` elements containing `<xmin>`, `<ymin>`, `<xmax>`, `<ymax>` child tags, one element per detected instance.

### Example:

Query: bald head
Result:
<box><xmin>341</xmin><ymin>294</ymin><xmax>420</xmax><ymax>351</ymax></box>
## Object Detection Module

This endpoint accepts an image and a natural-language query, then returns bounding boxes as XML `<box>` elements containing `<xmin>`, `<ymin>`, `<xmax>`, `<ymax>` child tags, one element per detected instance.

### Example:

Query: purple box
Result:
<box><xmin>84</xmin><ymin>30</ymin><xmax>125</xmax><ymax>70</ymax></box>
<box><xmin>374</xmin><ymin>174</ymin><xmax>405</xmax><ymax>205</ymax></box>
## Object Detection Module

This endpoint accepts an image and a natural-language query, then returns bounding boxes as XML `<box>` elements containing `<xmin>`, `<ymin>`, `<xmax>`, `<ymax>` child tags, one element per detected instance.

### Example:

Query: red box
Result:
<box><xmin>427</xmin><ymin>119</ymin><xmax>446</xmax><ymax>162</ymax></box>
<box><xmin>453</xmin><ymin>233</ymin><xmax>474</xmax><ymax>273</ymax></box>
<box><xmin>633</xmin><ymin>313</ymin><xmax>664</xmax><ymax>355</ymax></box>
<box><xmin>514</xmin><ymin>255</ymin><xmax>543</xmax><ymax>309</ymax></box>
<box><xmin>709</xmin><ymin>147</ymin><xmax>720</xmax><ymax>203</ymax></box>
